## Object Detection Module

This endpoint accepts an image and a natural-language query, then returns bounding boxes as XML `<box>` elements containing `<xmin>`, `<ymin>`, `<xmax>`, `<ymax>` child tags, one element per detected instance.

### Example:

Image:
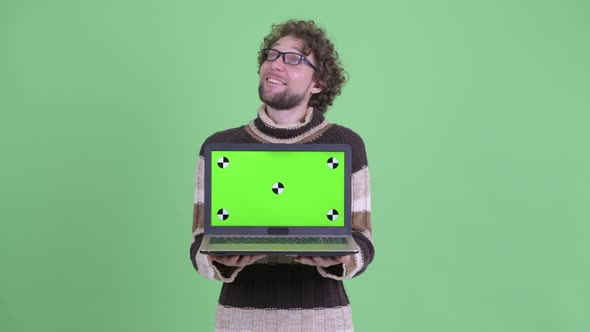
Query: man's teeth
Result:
<box><xmin>267</xmin><ymin>78</ymin><xmax>286</xmax><ymax>85</ymax></box>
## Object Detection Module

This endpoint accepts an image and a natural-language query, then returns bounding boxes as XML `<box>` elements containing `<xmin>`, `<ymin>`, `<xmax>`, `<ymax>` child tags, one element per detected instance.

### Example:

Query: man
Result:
<box><xmin>190</xmin><ymin>20</ymin><xmax>374</xmax><ymax>331</ymax></box>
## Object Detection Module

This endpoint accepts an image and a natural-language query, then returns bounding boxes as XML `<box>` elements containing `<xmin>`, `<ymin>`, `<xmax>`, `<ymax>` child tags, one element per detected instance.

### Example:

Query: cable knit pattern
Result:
<box><xmin>189</xmin><ymin>105</ymin><xmax>375</xmax><ymax>331</ymax></box>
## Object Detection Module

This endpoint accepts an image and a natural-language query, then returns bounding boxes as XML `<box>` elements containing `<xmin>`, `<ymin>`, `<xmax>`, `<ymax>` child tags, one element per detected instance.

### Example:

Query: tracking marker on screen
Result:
<box><xmin>217</xmin><ymin>209</ymin><xmax>229</xmax><ymax>220</ymax></box>
<box><xmin>217</xmin><ymin>156</ymin><xmax>229</xmax><ymax>168</ymax></box>
<box><xmin>327</xmin><ymin>157</ymin><xmax>339</xmax><ymax>169</ymax></box>
<box><xmin>327</xmin><ymin>209</ymin><xmax>339</xmax><ymax>221</ymax></box>
<box><xmin>272</xmin><ymin>182</ymin><xmax>285</xmax><ymax>195</ymax></box>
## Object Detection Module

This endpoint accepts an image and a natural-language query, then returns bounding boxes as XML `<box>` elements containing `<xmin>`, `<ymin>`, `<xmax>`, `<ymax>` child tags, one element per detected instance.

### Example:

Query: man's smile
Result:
<box><xmin>265</xmin><ymin>76</ymin><xmax>287</xmax><ymax>86</ymax></box>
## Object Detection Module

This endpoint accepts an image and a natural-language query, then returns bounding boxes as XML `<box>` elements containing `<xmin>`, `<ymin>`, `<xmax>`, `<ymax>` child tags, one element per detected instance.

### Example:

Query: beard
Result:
<box><xmin>258</xmin><ymin>83</ymin><xmax>306</xmax><ymax>111</ymax></box>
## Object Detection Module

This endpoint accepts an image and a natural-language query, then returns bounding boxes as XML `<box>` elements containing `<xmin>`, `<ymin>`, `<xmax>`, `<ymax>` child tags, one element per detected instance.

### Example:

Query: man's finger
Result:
<box><xmin>312</xmin><ymin>256</ymin><xmax>328</xmax><ymax>266</ymax></box>
<box><xmin>296</xmin><ymin>257</ymin><xmax>317</xmax><ymax>266</ymax></box>
<box><xmin>234</xmin><ymin>256</ymin><xmax>249</xmax><ymax>267</ymax></box>
<box><xmin>249</xmin><ymin>255</ymin><xmax>266</xmax><ymax>264</ymax></box>
<box><xmin>226</xmin><ymin>255</ymin><xmax>240</xmax><ymax>266</ymax></box>
<box><xmin>339</xmin><ymin>255</ymin><xmax>351</xmax><ymax>264</ymax></box>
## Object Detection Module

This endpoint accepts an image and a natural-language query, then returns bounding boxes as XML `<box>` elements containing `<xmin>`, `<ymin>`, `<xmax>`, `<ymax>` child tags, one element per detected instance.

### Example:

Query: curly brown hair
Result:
<box><xmin>258</xmin><ymin>20</ymin><xmax>347</xmax><ymax>114</ymax></box>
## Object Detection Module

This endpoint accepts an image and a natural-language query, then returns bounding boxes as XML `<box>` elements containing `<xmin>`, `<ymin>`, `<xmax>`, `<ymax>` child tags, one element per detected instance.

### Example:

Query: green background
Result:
<box><xmin>211</xmin><ymin>151</ymin><xmax>345</xmax><ymax>227</ymax></box>
<box><xmin>1</xmin><ymin>0</ymin><xmax>589</xmax><ymax>331</ymax></box>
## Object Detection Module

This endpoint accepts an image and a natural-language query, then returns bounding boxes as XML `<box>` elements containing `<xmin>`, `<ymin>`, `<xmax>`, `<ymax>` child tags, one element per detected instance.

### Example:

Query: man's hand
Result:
<box><xmin>207</xmin><ymin>255</ymin><xmax>266</xmax><ymax>267</ymax></box>
<box><xmin>292</xmin><ymin>255</ymin><xmax>351</xmax><ymax>268</ymax></box>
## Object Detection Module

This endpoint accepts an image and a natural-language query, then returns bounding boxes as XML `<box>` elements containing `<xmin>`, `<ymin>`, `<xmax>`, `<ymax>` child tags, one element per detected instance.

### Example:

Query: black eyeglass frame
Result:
<box><xmin>261</xmin><ymin>48</ymin><xmax>319</xmax><ymax>73</ymax></box>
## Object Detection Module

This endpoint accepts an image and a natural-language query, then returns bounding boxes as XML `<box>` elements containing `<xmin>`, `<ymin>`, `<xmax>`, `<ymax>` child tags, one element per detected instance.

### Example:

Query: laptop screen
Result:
<box><xmin>209</xmin><ymin>148</ymin><xmax>346</xmax><ymax>228</ymax></box>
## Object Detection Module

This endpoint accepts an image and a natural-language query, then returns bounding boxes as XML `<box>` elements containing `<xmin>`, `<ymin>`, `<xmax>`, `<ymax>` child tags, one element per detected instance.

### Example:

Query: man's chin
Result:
<box><xmin>263</xmin><ymin>103</ymin><xmax>289</xmax><ymax>111</ymax></box>
<box><xmin>259</xmin><ymin>86</ymin><xmax>305</xmax><ymax>110</ymax></box>
<box><xmin>260</xmin><ymin>95</ymin><xmax>303</xmax><ymax>111</ymax></box>
<box><xmin>260</xmin><ymin>95</ymin><xmax>287</xmax><ymax>111</ymax></box>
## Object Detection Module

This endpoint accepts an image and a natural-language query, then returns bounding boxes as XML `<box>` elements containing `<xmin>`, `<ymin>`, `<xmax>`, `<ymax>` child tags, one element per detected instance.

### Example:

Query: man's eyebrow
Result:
<box><xmin>270</xmin><ymin>42</ymin><xmax>304</xmax><ymax>53</ymax></box>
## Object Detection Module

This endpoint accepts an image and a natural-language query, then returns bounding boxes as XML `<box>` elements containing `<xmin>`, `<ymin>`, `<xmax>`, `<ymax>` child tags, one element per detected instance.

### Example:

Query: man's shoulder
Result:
<box><xmin>197</xmin><ymin>125</ymin><xmax>255</xmax><ymax>156</ymax></box>
<box><xmin>203</xmin><ymin>126</ymin><xmax>247</xmax><ymax>144</ymax></box>
<box><xmin>325</xmin><ymin>123</ymin><xmax>366</xmax><ymax>146</ymax></box>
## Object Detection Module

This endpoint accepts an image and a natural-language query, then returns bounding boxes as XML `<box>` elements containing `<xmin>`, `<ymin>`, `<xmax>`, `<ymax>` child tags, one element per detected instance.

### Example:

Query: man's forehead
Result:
<box><xmin>271</xmin><ymin>37</ymin><xmax>305</xmax><ymax>53</ymax></box>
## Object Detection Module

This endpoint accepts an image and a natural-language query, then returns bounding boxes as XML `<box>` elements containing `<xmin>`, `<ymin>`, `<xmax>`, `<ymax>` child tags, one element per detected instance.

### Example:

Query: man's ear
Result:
<box><xmin>311</xmin><ymin>81</ymin><xmax>323</xmax><ymax>94</ymax></box>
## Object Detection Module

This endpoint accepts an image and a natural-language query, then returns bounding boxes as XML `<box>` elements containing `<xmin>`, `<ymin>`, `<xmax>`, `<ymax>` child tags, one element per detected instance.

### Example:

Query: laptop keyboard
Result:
<box><xmin>209</xmin><ymin>236</ymin><xmax>348</xmax><ymax>244</ymax></box>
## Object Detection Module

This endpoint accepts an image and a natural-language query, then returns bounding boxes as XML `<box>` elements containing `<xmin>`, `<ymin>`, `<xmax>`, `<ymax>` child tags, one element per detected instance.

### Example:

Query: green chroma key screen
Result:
<box><xmin>211</xmin><ymin>150</ymin><xmax>345</xmax><ymax>227</ymax></box>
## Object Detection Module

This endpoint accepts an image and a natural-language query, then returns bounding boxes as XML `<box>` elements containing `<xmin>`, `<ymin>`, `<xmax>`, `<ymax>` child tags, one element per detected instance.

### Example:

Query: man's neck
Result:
<box><xmin>265</xmin><ymin>104</ymin><xmax>309</xmax><ymax>125</ymax></box>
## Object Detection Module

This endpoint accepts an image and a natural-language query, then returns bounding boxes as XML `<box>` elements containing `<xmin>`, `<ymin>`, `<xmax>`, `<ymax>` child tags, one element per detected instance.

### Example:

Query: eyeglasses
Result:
<box><xmin>261</xmin><ymin>48</ymin><xmax>319</xmax><ymax>73</ymax></box>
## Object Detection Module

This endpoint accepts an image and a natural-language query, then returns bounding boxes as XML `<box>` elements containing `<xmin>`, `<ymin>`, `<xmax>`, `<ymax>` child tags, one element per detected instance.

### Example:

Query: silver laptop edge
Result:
<box><xmin>199</xmin><ymin>143</ymin><xmax>358</xmax><ymax>256</ymax></box>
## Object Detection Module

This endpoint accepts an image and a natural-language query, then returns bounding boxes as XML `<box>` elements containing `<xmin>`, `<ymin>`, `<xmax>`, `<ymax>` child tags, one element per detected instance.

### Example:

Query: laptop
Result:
<box><xmin>199</xmin><ymin>143</ymin><xmax>359</xmax><ymax>256</ymax></box>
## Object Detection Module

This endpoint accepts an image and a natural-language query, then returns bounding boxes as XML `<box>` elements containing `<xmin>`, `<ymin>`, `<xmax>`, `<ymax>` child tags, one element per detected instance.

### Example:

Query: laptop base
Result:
<box><xmin>199</xmin><ymin>235</ymin><xmax>359</xmax><ymax>257</ymax></box>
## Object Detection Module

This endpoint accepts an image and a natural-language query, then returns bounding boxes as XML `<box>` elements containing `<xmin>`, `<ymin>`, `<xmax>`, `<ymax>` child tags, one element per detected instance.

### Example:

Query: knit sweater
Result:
<box><xmin>190</xmin><ymin>105</ymin><xmax>375</xmax><ymax>332</ymax></box>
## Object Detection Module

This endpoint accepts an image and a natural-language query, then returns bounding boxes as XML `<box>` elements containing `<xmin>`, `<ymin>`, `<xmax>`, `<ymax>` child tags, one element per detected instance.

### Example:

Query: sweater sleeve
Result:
<box><xmin>317</xmin><ymin>132</ymin><xmax>375</xmax><ymax>280</ymax></box>
<box><xmin>189</xmin><ymin>154</ymin><xmax>243</xmax><ymax>283</ymax></box>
